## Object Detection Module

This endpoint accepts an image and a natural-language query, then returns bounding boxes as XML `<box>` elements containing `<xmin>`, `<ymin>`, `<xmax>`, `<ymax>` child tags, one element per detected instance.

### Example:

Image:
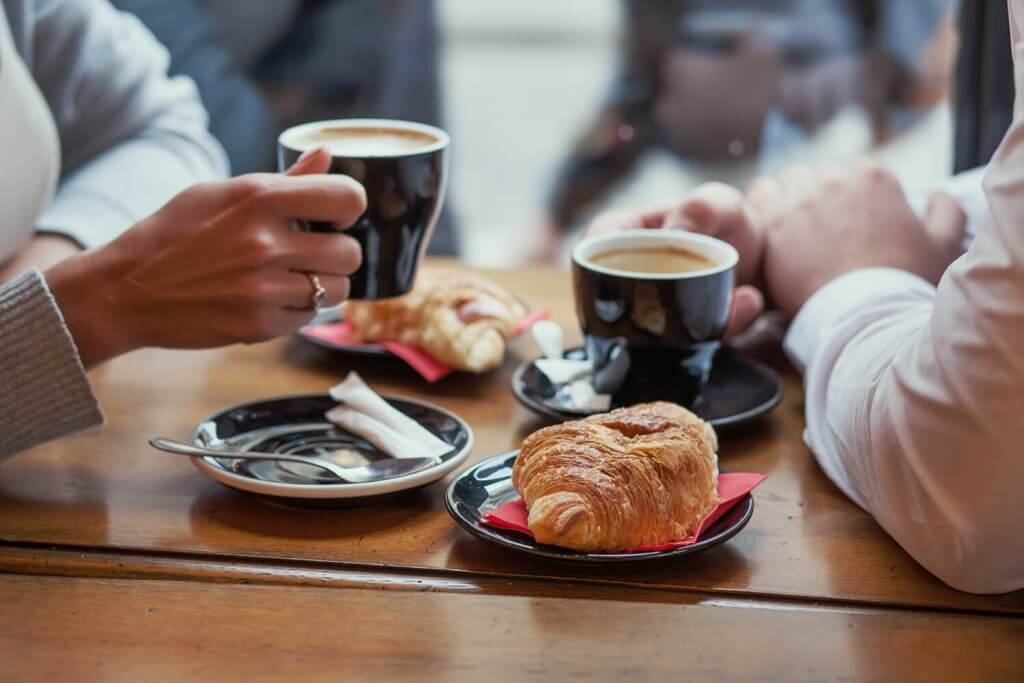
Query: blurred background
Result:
<box><xmin>121</xmin><ymin>0</ymin><xmax>962</xmax><ymax>266</ymax></box>
<box><xmin>441</xmin><ymin>0</ymin><xmax>957</xmax><ymax>265</ymax></box>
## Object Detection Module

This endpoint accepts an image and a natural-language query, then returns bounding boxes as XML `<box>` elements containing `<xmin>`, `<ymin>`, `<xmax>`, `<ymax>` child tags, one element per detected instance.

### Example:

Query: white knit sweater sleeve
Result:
<box><xmin>0</xmin><ymin>269</ymin><xmax>102</xmax><ymax>460</ymax></box>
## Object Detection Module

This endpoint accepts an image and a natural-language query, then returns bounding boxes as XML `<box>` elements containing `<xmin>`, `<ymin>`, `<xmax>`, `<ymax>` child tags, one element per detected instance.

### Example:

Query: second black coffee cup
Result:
<box><xmin>572</xmin><ymin>229</ymin><xmax>738</xmax><ymax>407</ymax></box>
<box><xmin>278</xmin><ymin>118</ymin><xmax>450</xmax><ymax>300</ymax></box>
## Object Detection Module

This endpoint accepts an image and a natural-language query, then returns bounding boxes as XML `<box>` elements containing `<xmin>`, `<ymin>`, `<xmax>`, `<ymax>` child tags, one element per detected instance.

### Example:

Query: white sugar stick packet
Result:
<box><xmin>535</xmin><ymin>358</ymin><xmax>593</xmax><ymax>385</ymax></box>
<box><xmin>325</xmin><ymin>406</ymin><xmax>441</xmax><ymax>460</ymax></box>
<box><xmin>565</xmin><ymin>379</ymin><xmax>611</xmax><ymax>412</ymax></box>
<box><xmin>327</xmin><ymin>372</ymin><xmax>451</xmax><ymax>459</ymax></box>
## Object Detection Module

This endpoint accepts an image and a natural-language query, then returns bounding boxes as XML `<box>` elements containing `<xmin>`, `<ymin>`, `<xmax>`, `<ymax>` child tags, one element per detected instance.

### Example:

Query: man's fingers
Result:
<box><xmin>779</xmin><ymin>165</ymin><xmax>815</xmax><ymax>196</ymax></box>
<box><xmin>661</xmin><ymin>199</ymin><xmax>710</xmax><ymax>232</ymax></box>
<box><xmin>589</xmin><ymin>183</ymin><xmax>748</xmax><ymax>237</ymax></box>
<box><xmin>587</xmin><ymin>208</ymin><xmax>644</xmax><ymax>236</ymax></box>
<box><xmin>587</xmin><ymin>203</ymin><xmax>676</xmax><ymax>236</ymax></box>
<box><xmin>724</xmin><ymin>285</ymin><xmax>765</xmax><ymax>340</ymax></box>
<box><xmin>285</xmin><ymin>147</ymin><xmax>333</xmax><ymax>176</ymax></box>
<box><xmin>924</xmin><ymin>191</ymin><xmax>968</xmax><ymax>255</ymax></box>
<box><xmin>665</xmin><ymin>182</ymin><xmax>746</xmax><ymax>235</ymax></box>
<box><xmin>746</xmin><ymin>175</ymin><xmax>783</xmax><ymax>216</ymax></box>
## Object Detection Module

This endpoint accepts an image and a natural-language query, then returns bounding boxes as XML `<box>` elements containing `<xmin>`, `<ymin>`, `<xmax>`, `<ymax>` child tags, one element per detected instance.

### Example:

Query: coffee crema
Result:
<box><xmin>285</xmin><ymin>126</ymin><xmax>439</xmax><ymax>157</ymax></box>
<box><xmin>588</xmin><ymin>246</ymin><xmax>716</xmax><ymax>275</ymax></box>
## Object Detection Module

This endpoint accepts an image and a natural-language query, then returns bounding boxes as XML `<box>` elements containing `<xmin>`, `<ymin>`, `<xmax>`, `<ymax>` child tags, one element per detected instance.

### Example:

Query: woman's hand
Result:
<box><xmin>46</xmin><ymin>149</ymin><xmax>367</xmax><ymax>367</ymax></box>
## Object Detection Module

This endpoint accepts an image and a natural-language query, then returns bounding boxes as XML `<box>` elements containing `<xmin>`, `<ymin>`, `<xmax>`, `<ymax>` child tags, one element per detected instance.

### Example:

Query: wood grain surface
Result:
<box><xmin>2</xmin><ymin>573</ymin><xmax>1022</xmax><ymax>683</ymax></box>
<box><xmin>0</xmin><ymin>263</ymin><xmax>1020</xmax><ymax>614</ymax></box>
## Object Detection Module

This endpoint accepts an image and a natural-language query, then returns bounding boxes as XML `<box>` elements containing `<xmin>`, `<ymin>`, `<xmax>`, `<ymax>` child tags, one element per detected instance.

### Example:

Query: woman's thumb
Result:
<box><xmin>286</xmin><ymin>147</ymin><xmax>332</xmax><ymax>176</ymax></box>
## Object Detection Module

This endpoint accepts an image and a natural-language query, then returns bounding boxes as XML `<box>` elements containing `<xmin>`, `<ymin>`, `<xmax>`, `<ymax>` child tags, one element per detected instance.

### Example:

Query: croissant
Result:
<box><xmin>343</xmin><ymin>271</ymin><xmax>526</xmax><ymax>372</ymax></box>
<box><xmin>512</xmin><ymin>402</ymin><xmax>719</xmax><ymax>552</ymax></box>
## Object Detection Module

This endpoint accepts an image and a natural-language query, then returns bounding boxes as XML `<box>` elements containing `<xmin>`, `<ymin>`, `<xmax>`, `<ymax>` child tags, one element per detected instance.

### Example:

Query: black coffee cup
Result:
<box><xmin>278</xmin><ymin>118</ymin><xmax>450</xmax><ymax>300</ymax></box>
<box><xmin>572</xmin><ymin>229</ymin><xmax>738</xmax><ymax>407</ymax></box>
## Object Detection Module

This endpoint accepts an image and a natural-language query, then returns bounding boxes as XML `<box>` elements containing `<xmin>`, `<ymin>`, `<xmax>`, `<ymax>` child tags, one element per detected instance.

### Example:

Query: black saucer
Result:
<box><xmin>446</xmin><ymin>451</ymin><xmax>754</xmax><ymax>563</ymax></box>
<box><xmin>297</xmin><ymin>307</ymin><xmax>391</xmax><ymax>358</ymax></box>
<box><xmin>512</xmin><ymin>347</ymin><xmax>782</xmax><ymax>429</ymax></box>
<box><xmin>184</xmin><ymin>394</ymin><xmax>473</xmax><ymax>505</ymax></box>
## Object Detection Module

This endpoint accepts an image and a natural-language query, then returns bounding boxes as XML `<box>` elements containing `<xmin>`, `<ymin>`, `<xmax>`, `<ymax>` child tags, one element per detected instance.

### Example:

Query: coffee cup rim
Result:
<box><xmin>278</xmin><ymin>118</ymin><xmax>450</xmax><ymax>158</ymax></box>
<box><xmin>572</xmin><ymin>229</ymin><xmax>739</xmax><ymax>280</ymax></box>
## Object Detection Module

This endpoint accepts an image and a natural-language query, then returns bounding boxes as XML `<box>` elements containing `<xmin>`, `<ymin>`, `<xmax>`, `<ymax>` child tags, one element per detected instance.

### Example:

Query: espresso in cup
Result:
<box><xmin>572</xmin><ymin>230</ymin><xmax>738</xmax><ymax>407</ymax></box>
<box><xmin>288</xmin><ymin>125</ymin><xmax>439</xmax><ymax>157</ymax></box>
<box><xmin>588</xmin><ymin>245</ymin><xmax>716</xmax><ymax>274</ymax></box>
<box><xmin>278</xmin><ymin>119</ymin><xmax>449</xmax><ymax>300</ymax></box>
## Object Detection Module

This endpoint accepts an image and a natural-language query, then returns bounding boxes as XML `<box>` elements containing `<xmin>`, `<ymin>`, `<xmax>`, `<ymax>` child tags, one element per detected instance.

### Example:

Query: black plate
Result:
<box><xmin>445</xmin><ymin>451</ymin><xmax>754</xmax><ymax>563</ymax></box>
<box><xmin>512</xmin><ymin>347</ymin><xmax>782</xmax><ymax>429</ymax></box>
<box><xmin>297</xmin><ymin>307</ymin><xmax>390</xmax><ymax>358</ymax></box>
<box><xmin>188</xmin><ymin>394</ymin><xmax>473</xmax><ymax>504</ymax></box>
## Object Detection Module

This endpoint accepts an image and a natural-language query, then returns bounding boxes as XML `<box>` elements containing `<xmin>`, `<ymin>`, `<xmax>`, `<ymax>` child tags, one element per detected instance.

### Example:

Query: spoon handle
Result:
<box><xmin>148</xmin><ymin>437</ymin><xmax>350</xmax><ymax>481</ymax></box>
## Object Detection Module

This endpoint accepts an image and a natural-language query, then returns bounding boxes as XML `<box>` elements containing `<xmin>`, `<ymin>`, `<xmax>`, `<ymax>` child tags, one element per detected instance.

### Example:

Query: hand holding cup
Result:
<box><xmin>278</xmin><ymin>119</ymin><xmax>450</xmax><ymax>300</ymax></box>
<box><xmin>46</xmin><ymin>150</ymin><xmax>366</xmax><ymax>367</ymax></box>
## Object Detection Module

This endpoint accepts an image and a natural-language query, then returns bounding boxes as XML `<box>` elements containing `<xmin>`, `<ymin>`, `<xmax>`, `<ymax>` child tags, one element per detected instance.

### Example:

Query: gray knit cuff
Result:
<box><xmin>0</xmin><ymin>269</ymin><xmax>104</xmax><ymax>459</ymax></box>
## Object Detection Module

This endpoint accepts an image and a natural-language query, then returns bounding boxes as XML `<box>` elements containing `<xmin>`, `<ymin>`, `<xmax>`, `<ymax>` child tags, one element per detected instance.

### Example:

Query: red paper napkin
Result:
<box><xmin>301</xmin><ymin>309</ymin><xmax>551</xmax><ymax>383</ymax></box>
<box><xmin>484</xmin><ymin>472</ymin><xmax>766</xmax><ymax>552</ymax></box>
<box><xmin>512</xmin><ymin>309</ymin><xmax>551</xmax><ymax>336</ymax></box>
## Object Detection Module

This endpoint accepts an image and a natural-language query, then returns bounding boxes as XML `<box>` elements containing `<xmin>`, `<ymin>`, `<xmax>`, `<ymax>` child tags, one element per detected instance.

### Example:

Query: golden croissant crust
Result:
<box><xmin>512</xmin><ymin>402</ymin><xmax>719</xmax><ymax>552</ymax></box>
<box><xmin>343</xmin><ymin>271</ymin><xmax>526</xmax><ymax>372</ymax></box>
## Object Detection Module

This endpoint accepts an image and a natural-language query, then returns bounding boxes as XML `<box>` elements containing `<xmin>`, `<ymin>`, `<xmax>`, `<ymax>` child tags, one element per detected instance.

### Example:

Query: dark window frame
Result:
<box><xmin>955</xmin><ymin>1</ymin><xmax>1015</xmax><ymax>171</ymax></box>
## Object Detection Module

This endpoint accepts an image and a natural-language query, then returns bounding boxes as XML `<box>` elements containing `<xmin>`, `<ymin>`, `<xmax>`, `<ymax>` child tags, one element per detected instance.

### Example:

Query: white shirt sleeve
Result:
<box><xmin>25</xmin><ymin>0</ymin><xmax>228</xmax><ymax>247</ymax></box>
<box><xmin>782</xmin><ymin>0</ymin><xmax>1024</xmax><ymax>594</ymax></box>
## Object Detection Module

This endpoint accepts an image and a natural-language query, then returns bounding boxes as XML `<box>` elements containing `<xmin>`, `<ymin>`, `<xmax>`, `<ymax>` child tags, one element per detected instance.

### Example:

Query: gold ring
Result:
<box><xmin>305</xmin><ymin>273</ymin><xmax>327</xmax><ymax>310</ymax></box>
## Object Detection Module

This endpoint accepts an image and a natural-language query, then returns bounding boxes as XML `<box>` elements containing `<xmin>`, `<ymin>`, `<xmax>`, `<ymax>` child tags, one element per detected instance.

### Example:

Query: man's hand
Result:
<box><xmin>752</xmin><ymin>161</ymin><xmax>967</xmax><ymax>320</ymax></box>
<box><xmin>0</xmin><ymin>234</ymin><xmax>81</xmax><ymax>281</ymax></box>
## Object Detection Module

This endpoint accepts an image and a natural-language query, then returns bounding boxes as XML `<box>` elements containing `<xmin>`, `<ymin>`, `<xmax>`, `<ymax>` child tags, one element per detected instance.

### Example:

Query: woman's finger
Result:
<box><xmin>243</xmin><ymin>174</ymin><xmax>368</xmax><ymax>226</ymax></box>
<box><xmin>285</xmin><ymin>147</ymin><xmax>332</xmax><ymax>176</ymax></box>
<box><xmin>278</xmin><ymin>231</ymin><xmax>363</xmax><ymax>276</ymax></box>
<box><xmin>277</xmin><ymin>272</ymin><xmax>351</xmax><ymax>310</ymax></box>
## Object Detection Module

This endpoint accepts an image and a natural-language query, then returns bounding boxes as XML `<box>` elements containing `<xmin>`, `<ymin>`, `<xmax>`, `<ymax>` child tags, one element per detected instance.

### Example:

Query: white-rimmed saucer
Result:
<box><xmin>185</xmin><ymin>394</ymin><xmax>473</xmax><ymax>505</ymax></box>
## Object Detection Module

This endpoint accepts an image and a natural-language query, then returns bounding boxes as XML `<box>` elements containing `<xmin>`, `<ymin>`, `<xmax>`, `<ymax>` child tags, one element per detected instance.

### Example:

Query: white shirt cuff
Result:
<box><xmin>783</xmin><ymin>268</ymin><xmax>936</xmax><ymax>373</ymax></box>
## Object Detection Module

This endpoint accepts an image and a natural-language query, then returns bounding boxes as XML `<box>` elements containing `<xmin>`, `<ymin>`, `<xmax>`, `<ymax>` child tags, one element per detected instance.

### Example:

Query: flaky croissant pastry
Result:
<box><xmin>343</xmin><ymin>271</ymin><xmax>526</xmax><ymax>372</ymax></box>
<box><xmin>512</xmin><ymin>402</ymin><xmax>719</xmax><ymax>552</ymax></box>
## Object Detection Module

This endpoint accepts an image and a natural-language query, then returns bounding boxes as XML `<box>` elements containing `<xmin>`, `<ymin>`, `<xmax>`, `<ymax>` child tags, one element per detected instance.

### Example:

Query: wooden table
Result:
<box><xmin>1</xmin><ymin>264</ymin><xmax>1021</xmax><ymax>681</ymax></box>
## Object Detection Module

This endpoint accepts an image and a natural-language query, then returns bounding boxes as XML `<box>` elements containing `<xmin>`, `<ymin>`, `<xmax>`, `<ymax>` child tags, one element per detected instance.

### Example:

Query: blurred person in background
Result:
<box><xmin>111</xmin><ymin>0</ymin><xmax>459</xmax><ymax>255</ymax></box>
<box><xmin>531</xmin><ymin>0</ymin><xmax>958</xmax><ymax>261</ymax></box>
